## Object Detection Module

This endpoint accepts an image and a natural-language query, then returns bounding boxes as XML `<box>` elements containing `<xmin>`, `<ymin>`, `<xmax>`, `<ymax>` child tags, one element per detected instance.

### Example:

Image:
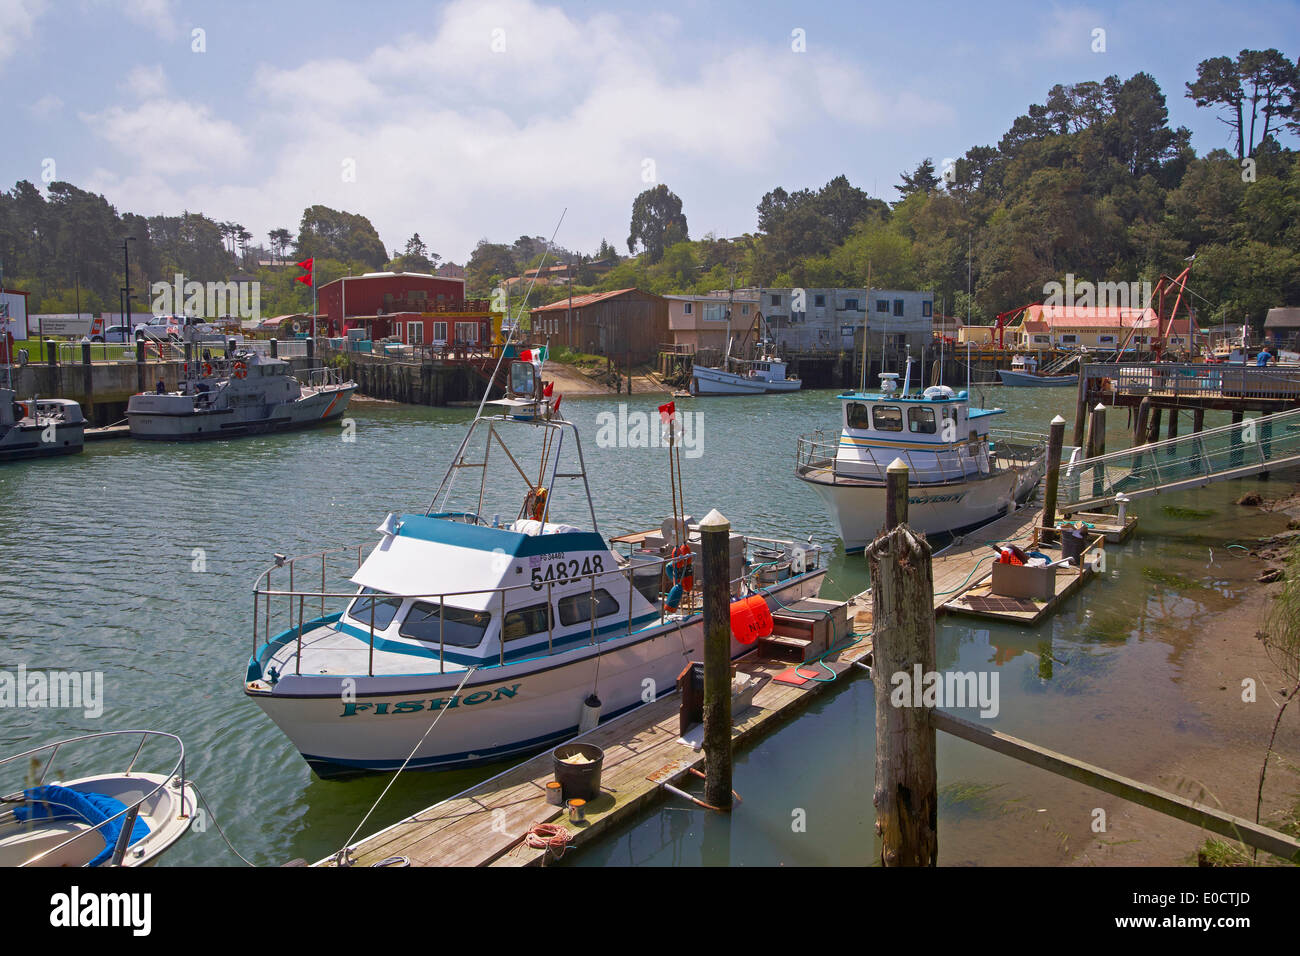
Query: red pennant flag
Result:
<box><xmin>658</xmin><ymin>400</ymin><xmax>676</xmax><ymax>422</ymax></box>
<box><xmin>296</xmin><ymin>257</ymin><xmax>314</xmax><ymax>286</ymax></box>
<box><xmin>295</xmin><ymin>273</ymin><xmax>312</xmax><ymax>286</ymax></box>
<box><xmin>552</xmin><ymin>394</ymin><xmax>562</xmax><ymax>414</ymax></box>
<box><xmin>543</xmin><ymin>381</ymin><xmax>554</xmax><ymax>397</ymax></box>
<box><xmin>297</xmin><ymin>258</ymin><xmax>314</xmax><ymax>271</ymax></box>
<box><xmin>519</xmin><ymin>348</ymin><xmax>533</xmax><ymax>362</ymax></box>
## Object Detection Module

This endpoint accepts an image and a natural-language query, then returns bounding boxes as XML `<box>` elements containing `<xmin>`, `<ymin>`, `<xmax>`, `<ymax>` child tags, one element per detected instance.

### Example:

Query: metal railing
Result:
<box><xmin>1060</xmin><ymin>405</ymin><xmax>1300</xmax><ymax>510</ymax></box>
<box><xmin>0</xmin><ymin>731</ymin><xmax>189</xmax><ymax>868</ymax></box>
<box><xmin>243</xmin><ymin>339</ymin><xmax>309</xmax><ymax>358</ymax></box>
<box><xmin>1082</xmin><ymin>362</ymin><xmax>1300</xmax><ymax>401</ymax></box>
<box><xmin>795</xmin><ymin>429</ymin><xmax>1046</xmax><ymax>486</ymax></box>
<box><xmin>249</xmin><ymin>527</ymin><xmax>822</xmax><ymax>678</ymax></box>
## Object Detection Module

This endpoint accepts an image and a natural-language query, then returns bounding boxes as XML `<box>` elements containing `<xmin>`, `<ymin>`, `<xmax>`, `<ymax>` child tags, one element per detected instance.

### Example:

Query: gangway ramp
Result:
<box><xmin>1060</xmin><ymin>405</ymin><xmax>1300</xmax><ymax>512</ymax></box>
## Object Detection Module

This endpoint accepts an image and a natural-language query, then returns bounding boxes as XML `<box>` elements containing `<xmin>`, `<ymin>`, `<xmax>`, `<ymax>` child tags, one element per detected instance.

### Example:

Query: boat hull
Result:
<box><xmin>996</xmin><ymin>369</ymin><xmax>1077</xmax><ymax>387</ymax></box>
<box><xmin>799</xmin><ymin>468</ymin><xmax>1041</xmax><ymax>552</ymax></box>
<box><xmin>0</xmin><ymin>423</ymin><xmax>84</xmax><ymax>461</ymax></box>
<box><xmin>128</xmin><ymin>385</ymin><xmax>356</xmax><ymax>440</ymax></box>
<box><xmin>247</xmin><ymin>573</ymin><xmax>825</xmax><ymax>777</ymax></box>
<box><xmin>690</xmin><ymin>365</ymin><xmax>800</xmax><ymax>395</ymax></box>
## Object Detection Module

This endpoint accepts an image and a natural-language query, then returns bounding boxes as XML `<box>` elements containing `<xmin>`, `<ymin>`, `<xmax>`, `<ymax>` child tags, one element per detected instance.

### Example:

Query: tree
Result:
<box><xmin>1188</xmin><ymin>50</ymin><xmax>1299</xmax><ymax>159</ymax></box>
<box><xmin>268</xmin><ymin>228</ymin><xmax>293</xmax><ymax>265</ymax></box>
<box><xmin>628</xmin><ymin>184</ymin><xmax>688</xmax><ymax>264</ymax></box>
<box><xmin>296</xmin><ymin>205</ymin><xmax>387</xmax><ymax>269</ymax></box>
<box><xmin>896</xmin><ymin>159</ymin><xmax>940</xmax><ymax>201</ymax></box>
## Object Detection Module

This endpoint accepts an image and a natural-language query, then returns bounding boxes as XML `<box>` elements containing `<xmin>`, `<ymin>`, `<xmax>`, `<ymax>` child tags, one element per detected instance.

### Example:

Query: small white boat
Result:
<box><xmin>0</xmin><ymin>731</ymin><xmax>197</xmax><ymax>867</ymax></box>
<box><xmin>691</xmin><ymin>353</ymin><xmax>801</xmax><ymax>395</ymax></box>
<box><xmin>0</xmin><ymin>389</ymin><xmax>85</xmax><ymax>462</ymax></box>
<box><xmin>795</xmin><ymin>367</ymin><xmax>1046</xmax><ymax>551</ymax></box>
<box><xmin>127</xmin><ymin>348</ymin><xmax>355</xmax><ymax>440</ymax></box>
<box><xmin>245</xmin><ymin>360</ymin><xmax>827</xmax><ymax>776</ymax></box>
<box><xmin>996</xmin><ymin>354</ymin><xmax>1077</xmax><ymax>387</ymax></box>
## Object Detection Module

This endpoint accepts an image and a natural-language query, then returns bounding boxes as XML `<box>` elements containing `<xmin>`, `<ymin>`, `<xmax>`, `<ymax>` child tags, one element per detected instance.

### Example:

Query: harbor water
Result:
<box><xmin>0</xmin><ymin>384</ymin><xmax>1289</xmax><ymax>866</ymax></box>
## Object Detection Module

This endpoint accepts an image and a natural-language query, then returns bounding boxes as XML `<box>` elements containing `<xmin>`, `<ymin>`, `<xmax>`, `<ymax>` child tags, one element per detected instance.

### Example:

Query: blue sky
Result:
<box><xmin>2</xmin><ymin>0</ymin><xmax>1298</xmax><ymax>263</ymax></box>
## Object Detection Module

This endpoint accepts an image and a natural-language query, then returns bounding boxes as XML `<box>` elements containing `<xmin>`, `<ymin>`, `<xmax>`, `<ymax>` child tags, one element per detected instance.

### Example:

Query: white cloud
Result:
<box><xmin>81</xmin><ymin>97</ymin><xmax>251</xmax><ymax>174</ymax></box>
<box><xmin>0</xmin><ymin>0</ymin><xmax>47</xmax><ymax>66</ymax></box>
<box><xmin>124</xmin><ymin>64</ymin><xmax>166</xmax><ymax>97</ymax></box>
<box><xmin>117</xmin><ymin>0</ymin><xmax>179</xmax><ymax>39</ymax></box>
<box><xmin>26</xmin><ymin>92</ymin><xmax>62</xmax><ymax>117</ymax></box>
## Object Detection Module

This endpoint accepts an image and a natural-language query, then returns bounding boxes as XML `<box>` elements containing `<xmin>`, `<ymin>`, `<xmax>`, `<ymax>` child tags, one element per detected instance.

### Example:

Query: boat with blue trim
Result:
<box><xmin>244</xmin><ymin>360</ymin><xmax>828</xmax><ymax>777</ymax></box>
<box><xmin>795</xmin><ymin>364</ymin><xmax>1047</xmax><ymax>551</ymax></box>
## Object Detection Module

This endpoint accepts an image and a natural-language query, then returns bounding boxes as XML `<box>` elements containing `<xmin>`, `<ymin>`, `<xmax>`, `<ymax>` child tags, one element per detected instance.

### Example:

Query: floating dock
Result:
<box><xmin>84</xmin><ymin>424</ymin><xmax>130</xmax><ymax>441</ymax></box>
<box><xmin>322</xmin><ymin>503</ymin><xmax>1112</xmax><ymax>868</ymax></box>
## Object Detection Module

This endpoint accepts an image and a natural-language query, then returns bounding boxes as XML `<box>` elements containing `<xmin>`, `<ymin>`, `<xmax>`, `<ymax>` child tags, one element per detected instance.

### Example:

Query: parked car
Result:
<box><xmin>90</xmin><ymin>325</ymin><xmax>132</xmax><ymax>344</ymax></box>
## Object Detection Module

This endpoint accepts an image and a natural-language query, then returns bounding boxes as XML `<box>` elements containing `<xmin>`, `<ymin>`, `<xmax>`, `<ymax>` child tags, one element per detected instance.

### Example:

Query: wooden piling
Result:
<box><xmin>1192</xmin><ymin>407</ymin><xmax>1205</xmax><ymax>433</ymax></box>
<box><xmin>1088</xmin><ymin>403</ymin><xmax>1106</xmax><ymax>499</ymax></box>
<box><xmin>699</xmin><ymin>508</ymin><xmax>733</xmax><ymax>811</ymax></box>
<box><xmin>1132</xmin><ymin>397</ymin><xmax>1151</xmax><ymax>448</ymax></box>
<box><xmin>1041</xmin><ymin>415</ymin><xmax>1066</xmax><ymax>544</ymax></box>
<box><xmin>1166</xmin><ymin>407</ymin><xmax>1179</xmax><ymax>441</ymax></box>
<box><xmin>886</xmin><ymin>458</ymin><xmax>909</xmax><ymax>531</ymax></box>
<box><xmin>1071</xmin><ymin>368</ymin><xmax>1088</xmax><ymax>448</ymax></box>
<box><xmin>866</xmin><ymin>516</ymin><xmax>938</xmax><ymax>867</ymax></box>
<box><xmin>1147</xmin><ymin>406</ymin><xmax>1163</xmax><ymax>446</ymax></box>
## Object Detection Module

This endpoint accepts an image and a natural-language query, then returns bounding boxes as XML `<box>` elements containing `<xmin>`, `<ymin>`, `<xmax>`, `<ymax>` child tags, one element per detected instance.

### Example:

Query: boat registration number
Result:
<box><xmin>530</xmin><ymin>555</ymin><xmax>605</xmax><ymax>590</ymax></box>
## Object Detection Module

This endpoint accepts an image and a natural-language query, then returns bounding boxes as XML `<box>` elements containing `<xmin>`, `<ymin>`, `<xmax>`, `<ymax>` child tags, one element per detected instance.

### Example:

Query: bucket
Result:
<box><xmin>1060</xmin><ymin>527</ymin><xmax>1086</xmax><ymax>565</ymax></box>
<box><xmin>552</xmin><ymin>743</ymin><xmax>604</xmax><ymax>802</ymax></box>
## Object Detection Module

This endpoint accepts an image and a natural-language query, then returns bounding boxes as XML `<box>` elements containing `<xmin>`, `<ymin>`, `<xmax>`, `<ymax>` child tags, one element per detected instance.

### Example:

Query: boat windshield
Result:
<box><xmin>399</xmin><ymin>602</ymin><xmax>492</xmax><ymax>648</ymax></box>
<box><xmin>348</xmin><ymin>588</ymin><xmax>403</xmax><ymax>630</ymax></box>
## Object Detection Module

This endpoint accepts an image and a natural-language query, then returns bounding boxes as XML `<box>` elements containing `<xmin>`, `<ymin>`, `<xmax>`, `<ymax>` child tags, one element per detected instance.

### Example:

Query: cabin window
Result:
<box><xmin>558</xmin><ymin>589</ymin><xmax>619</xmax><ymax>626</ymax></box>
<box><xmin>908</xmin><ymin>407</ymin><xmax>937</xmax><ymax>434</ymax></box>
<box><xmin>846</xmin><ymin>402</ymin><xmax>871</xmax><ymax>430</ymax></box>
<box><xmin>348</xmin><ymin>588</ymin><xmax>403</xmax><ymax>631</ymax></box>
<box><xmin>400</xmin><ymin>602</ymin><xmax>492</xmax><ymax>648</ymax></box>
<box><xmin>503</xmin><ymin>603</ymin><xmax>552</xmax><ymax>641</ymax></box>
<box><xmin>872</xmin><ymin>405</ymin><xmax>903</xmax><ymax>432</ymax></box>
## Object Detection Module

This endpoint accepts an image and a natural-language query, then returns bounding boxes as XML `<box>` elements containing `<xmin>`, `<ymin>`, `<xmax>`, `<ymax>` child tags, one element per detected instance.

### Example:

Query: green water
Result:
<box><xmin>0</xmin><ymin>385</ymin><xmax>1289</xmax><ymax>866</ymax></box>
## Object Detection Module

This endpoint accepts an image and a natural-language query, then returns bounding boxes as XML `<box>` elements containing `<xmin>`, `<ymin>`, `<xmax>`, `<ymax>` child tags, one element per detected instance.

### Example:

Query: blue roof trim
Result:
<box><xmin>968</xmin><ymin>407</ymin><xmax>1006</xmax><ymax>418</ymax></box>
<box><xmin>837</xmin><ymin>392</ymin><xmax>963</xmax><ymax>403</ymax></box>
<box><xmin>396</xmin><ymin>513</ymin><xmax>605</xmax><ymax>556</ymax></box>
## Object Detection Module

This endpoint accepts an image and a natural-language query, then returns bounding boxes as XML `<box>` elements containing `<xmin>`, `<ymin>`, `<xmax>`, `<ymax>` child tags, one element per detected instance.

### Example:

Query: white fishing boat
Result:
<box><xmin>126</xmin><ymin>348</ymin><xmax>355</xmax><ymax>440</ymax></box>
<box><xmin>691</xmin><ymin>352</ymin><xmax>801</xmax><ymax>395</ymax></box>
<box><xmin>0</xmin><ymin>731</ymin><xmax>197</xmax><ymax>867</ymax></box>
<box><xmin>795</xmin><ymin>364</ymin><xmax>1047</xmax><ymax>552</ymax></box>
<box><xmin>244</xmin><ymin>359</ymin><xmax>828</xmax><ymax>777</ymax></box>
<box><xmin>996</xmin><ymin>353</ymin><xmax>1077</xmax><ymax>387</ymax></box>
<box><xmin>0</xmin><ymin>389</ymin><xmax>85</xmax><ymax>462</ymax></box>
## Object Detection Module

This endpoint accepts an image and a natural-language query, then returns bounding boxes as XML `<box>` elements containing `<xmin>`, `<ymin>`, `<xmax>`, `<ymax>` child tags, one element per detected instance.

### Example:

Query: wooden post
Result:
<box><xmin>867</xmin><ymin>522</ymin><xmax>938</xmax><ymax>866</ymax></box>
<box><xmin>1231</xmin><ymin>410</ymin><xmax>1244</xmax><ymax>468</ymax></box>
<box><xmin>1071</xmin><ymin>365</ymin><xmax>1088</xmax><ymax>448</ymax></box>
<box><xmin>1192</xmin><ymin>407</ymin><xmax>1205</xmax><ymax>433</ymax></box>
<box><xmin>699</xmin><ymin>508</ymin><xmax>733</xmax><ymax>811</ymax></box>
<box><xmin>1132</xmin><ymin>396</ymin><xmax>1150</xmax><ymax>448</ymax></box>
<box><xmin>1166</xmin><ymin>407</ymin><xmax>1178</xmax><ymax>441</ymax></box>
<box><xmin>1041</xmin><ymin>415</ymin><xmax>1066</xmax><ymax>544</ymax></box>
<box><xmin>1088</xmin><ymin>403</ymin><xmax>1106</xmax><ymax>499</ymax></box>
<box><xmin>886</xmin><ymin>458</ymin><xmax>909</xmax><ymax>531</ymax></box>
<box><xmin>1146</xmin><ymin>406</ymin><xmax>1163</xmax><ymax>446</ymax></box>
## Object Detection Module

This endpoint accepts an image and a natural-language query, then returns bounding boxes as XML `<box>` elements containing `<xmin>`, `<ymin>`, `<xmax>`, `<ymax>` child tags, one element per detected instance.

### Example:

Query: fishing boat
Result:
<box><xmin>244</xmin><ymin>359</ymin><xmax>828</xmax><ymax>777</ymax></box>
<box><xmin>996</xmin><ymin>353</ymin><xmax>1077</xmax><ymax>387</ymax></box>
<box><xmin>0</xmin><ymin>731</ymin><xmax>197</xmax><ymax>867</ymax></box>
<box><xmin>795</xmin><ymin>362</ymin><xmax>1047</xmax><ymax>551</ymax></box>
<box><xmin>0</xmin><ymin>389</ymin><xmax>85</xmax><ymax>462</ymax></box>
<box><xmin>126</xmin><ymin>348</ymin><xmax>355</xmax><ymax>440</ymax></box>
<box><xmin>691</xmin><ymin>351</ymin><xmax>801</xmax><ymax>395</ymax></box>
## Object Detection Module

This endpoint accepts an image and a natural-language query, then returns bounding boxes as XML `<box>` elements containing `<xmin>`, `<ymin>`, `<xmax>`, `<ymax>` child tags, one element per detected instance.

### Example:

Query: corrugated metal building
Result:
<box><xmin>528</xmin><ymin>288</ymin><xmax>669</xmax><ymax>363</ymax></box>
<box><xmin>318</xmin><ymin>271</ymin><xmax>477</xmax><ymax>334</ymax></box>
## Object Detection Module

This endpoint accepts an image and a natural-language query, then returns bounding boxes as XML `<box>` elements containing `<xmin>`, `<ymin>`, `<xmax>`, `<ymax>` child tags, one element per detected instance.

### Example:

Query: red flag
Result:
<box><xmin>295</xmin><ymin>273</ymin><xmax>312</xmax><ymax>286</ymax></box>
<box><xmin>297</xmin><ymin>258</ymin><xmax>314</xmax><ymax>271</ymax></box>
<box><xmin>658</xmin><ymin>400</ymin><xmax>675</xmax><ymax>423</ymax></box>
<box><xmin>543</xmin><ymin>381</ymin><xmax>554</xmax><ymax>397</ymax></box>
<box><xmin>552</xmin><ymin>394</ymin><xmax>562</xmax><ymax>414</ymax></box>
<box><xmin>519</xmin><ymin>348</ymin><xmax>533</xmax><ymax>362</ymax></box>
<box><xmin>296</xmin><ymin>257</ymin><xmax>314</xmax><ymax>286</ymax></box>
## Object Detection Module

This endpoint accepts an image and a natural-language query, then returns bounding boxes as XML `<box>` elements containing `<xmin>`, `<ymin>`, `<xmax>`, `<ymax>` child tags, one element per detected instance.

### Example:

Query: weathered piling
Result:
<box><xmin>1132</xmin><ymin>396</ymin><xmax>1151</xmax><ymax>448</ymax></box>
<box><xmin>699</xmin><ymin>508</ymin><xmax>733</xmax><ymax>810</ymax></box>
<box><xmin>1088</xmin><ymin>403</ymin><xmax>1106</xmax><ymax>498</ymax></box>
<box><xmin>1041</xmin><ymin>415</ymin><xmax>1066</xmax><ymax>543</ymax></box>
<box><xmin>867</xmin><ymin>469</ymin><xmax>938</xmax><ymax>866</ymax></box>
<box><xmin>886</xmin><ymin>458</ymin><xmax>909</xmax><ymax>531</ymax></box>
<box><xmin>1071</xmin><ymin>370</ymin><xmax>1088</xmax><ymax>448</ymax></box>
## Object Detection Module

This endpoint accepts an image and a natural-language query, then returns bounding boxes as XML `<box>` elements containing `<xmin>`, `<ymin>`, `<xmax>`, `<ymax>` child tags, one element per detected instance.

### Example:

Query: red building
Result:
<box><xmin>318</xmin><ymin>271</ymin><xmax>496</xmax><ymax>346</ymax></box>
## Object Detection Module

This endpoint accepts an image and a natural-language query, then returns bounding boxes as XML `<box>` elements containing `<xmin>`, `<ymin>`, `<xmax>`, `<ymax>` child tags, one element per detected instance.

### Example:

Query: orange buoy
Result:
<box><xmin>729</xmin><ymin>594</ymin><xmax>773</xmax><ymax>644</ymax></box>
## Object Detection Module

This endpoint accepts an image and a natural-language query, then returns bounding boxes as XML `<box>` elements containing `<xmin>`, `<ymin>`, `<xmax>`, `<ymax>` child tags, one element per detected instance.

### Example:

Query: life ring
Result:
<box><xmin>232</xmin><ymin>361</ymin><xmax>248</xmax><ymax>379</ymax></box>
<box><xmin>15</xmin><ymin>401</ymin><xmax>29</xmax><ymax>419</ymax></box>
<box><xmin>202</xmin><ymin>362</ymin><xmax>214</xmax><ymax>377</ymax></box>
<box><xmin>525</xmin><ymin>486</ymin><xmax>548</xmax><ymax>521</ymax></box>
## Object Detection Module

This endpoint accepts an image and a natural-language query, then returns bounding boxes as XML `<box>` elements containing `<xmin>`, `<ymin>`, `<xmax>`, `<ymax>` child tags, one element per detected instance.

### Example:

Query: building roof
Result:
<box><xmin>1020</xmin><ymin>305</ymin><xmax>1158</xmax><ymax>327</ymax></box>
<box><xmin>319</xmin><ymin>271</ymin><xmax>466</xmax><ymax>291</ymax></box>
<box><xmin>1264</xmin><ymin>307</ymin><xmax>1300</xmax><ymax>329</ymax></box>
<box><xmin>664</xmin><ymin>292</ymin><xmax>759</xmax><ymax>303</ymax></box>
<box><xmin>528</xmin><ymin>288</ymin><xmax>663</xmax><ymax>313</ymax></box>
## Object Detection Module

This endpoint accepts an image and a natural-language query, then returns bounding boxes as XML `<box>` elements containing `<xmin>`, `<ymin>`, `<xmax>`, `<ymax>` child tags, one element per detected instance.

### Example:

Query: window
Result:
<box><xmin>409</xmin><ymin>322</ymin><xmax>424</xmax><ymax>346</ymax></box>
<box><xmin>1099</xmin><ymin>335</ymin><xmax>1116</xmax><ymax>345</ymax></box>
<box><xmin>893</xmin><ymin>299</ymin><xmax>904</xmax><ymax>317</ymax></box>
<box><xmin>922</xmin><ymin>300</ymin><xmax>932</xmax><ymax>318</ymax></box>
<box><xmin>683</xmin><ymin>302</ymin><xmax>692</xmax><ymax>314</ymax></box>
<box><xmin>1060</xmin><ymin>334</ymin><xmax>1077</xmax><ymax>345</ymax></box>
<box><xmin>814</xmin><ymin>294</ymin><xmax>826</xmax><ymax>307</ymax></box>
<box><xmin>770</xmin><ymin>294</ymin><xmax>781</xmax><ymax>306</ymax></box>
<box><xmin>876</xmin><ymin>299</ymin><xmax>889</xmax><ymax>313</ymax></box>
<box><xmin>456</xmin><ymin>321</ymin><xmax>478</xmax><ymax>343</ymax></box>
<box><xmin>558</xmin><ymin>589</ymin><xmax>619</xmax><ymax>626</ymax></box>
<box><xmin>433</xmin><ymin>321</ymin><xmax>447</xmax><ymax>342</ymax></box>
<box><xmin>846</xmin><ymin>402</ymin><xmax>870</xmax><ymax>429</ymax></box>
<box><xmin>1033</xmin><ymin>335</ymin><xmax>1050</xmax><ymax>345</ymax></box>
<box><xmin>400</xmin><ymin>602</ymin><xmax>492</xmax><ymax>648</ymax></box>
<box><xmin>844</xmin><ymin>298</ymin><xmax>859</xmax><ymax>311</ymax></box>
<box><xmin>741</xmin><ymin>305</ymin><xmax>749</xmax><ymax>315</ymax></box>
<box><xmin>503</xmin><ymin>603</ymin><xmax>552</xmax><ymax>641</ymax></box>
<box><xmin>348</xmin><ymin>589</ymin><xmax>403</xmax><ymax>631</ymax></box>
<box><xmin>908</xmin><ymin>407</ymin><xmax>937</xmax><ymax>434</ymax></box>
<box><xmin>872</xmin><ymin>405</ymin><xmax>903</xmax><ymax>432</ymax></box>
<box><xmin>703</xmin><ymin>303</ymin><xmax>726</xmax><ymax>322</ymax></box>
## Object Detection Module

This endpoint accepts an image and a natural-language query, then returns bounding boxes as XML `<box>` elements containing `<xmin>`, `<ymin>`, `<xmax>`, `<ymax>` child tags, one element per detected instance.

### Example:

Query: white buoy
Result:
<box><xmin>578</xmin><ymin>693</ymin><xmax>602</xmax><ymax>733</ymax></box>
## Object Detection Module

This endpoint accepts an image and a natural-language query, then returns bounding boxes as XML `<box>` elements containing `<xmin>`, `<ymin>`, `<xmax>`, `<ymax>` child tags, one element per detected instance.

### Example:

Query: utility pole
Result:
<box><xmin>122</xmin><ymin>236</ymin><xmax>136</xmax><ymax>333</ymax></box>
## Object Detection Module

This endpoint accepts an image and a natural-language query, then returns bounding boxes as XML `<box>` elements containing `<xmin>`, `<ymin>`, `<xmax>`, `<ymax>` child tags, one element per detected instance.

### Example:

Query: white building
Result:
<box><xmin>761</xmin><ymin>288</ymin><xmax>933</xmax><ymax>353</ymax></box>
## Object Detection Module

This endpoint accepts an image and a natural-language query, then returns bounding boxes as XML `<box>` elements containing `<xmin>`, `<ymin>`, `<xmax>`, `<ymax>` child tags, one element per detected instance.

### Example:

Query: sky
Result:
<box><xmin>2</xmin><ymin>0</ymin><xmax>1298</xmax><ymax>264</ymax></box>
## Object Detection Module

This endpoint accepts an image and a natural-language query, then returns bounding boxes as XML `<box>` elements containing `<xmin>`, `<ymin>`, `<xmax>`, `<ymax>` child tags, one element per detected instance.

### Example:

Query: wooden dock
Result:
<box><xmin>84</xmin><ymin>424</ymin><xmax>130</xmax><ymax>441</ymax></box>
<box><xmin>322</xmin><ymin>503</ymin><xmax>1094</xmax><ymax>869</ymax></box>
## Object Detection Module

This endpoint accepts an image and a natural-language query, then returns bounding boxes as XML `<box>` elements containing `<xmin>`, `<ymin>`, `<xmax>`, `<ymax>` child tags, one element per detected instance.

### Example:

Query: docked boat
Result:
<box><xmin>244</xmin><ymin>360</ymin><xmax>827</xmax><ymax>777</ymax></box>
<box><xmin>691</xmin><ymin>353</ymin><xmax>802</xmax><ymax>395</ymax></box>
<box><xmin>996</xmin><ymin>353</ymin><xmax>1077</xmax><ymax>387</ymax></box>
<box><xmin>0</xmin><ymin>731</ymin><xmax>197</xmax><ymax>867</ymax></box>
<box><xmin>0</xmin><ymin>389</ymin><xmax>85</xmax><ymax>461</ymax></box>
<box><xmin>126</xmin><ymin>348</ymin><xmax>356</xmax><ymax>440</ymax></box>
<box><xmin>795</xmin><ymin>367</ymin><xmax>1047</xmax><ymax>551</ymax></box>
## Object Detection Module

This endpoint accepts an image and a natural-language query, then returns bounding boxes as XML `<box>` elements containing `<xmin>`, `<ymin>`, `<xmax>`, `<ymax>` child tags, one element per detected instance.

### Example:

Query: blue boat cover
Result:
<box><xmin>14</xmin><ymin>784</ymin><xmax>151</xmax><ymax>867</ymax></box>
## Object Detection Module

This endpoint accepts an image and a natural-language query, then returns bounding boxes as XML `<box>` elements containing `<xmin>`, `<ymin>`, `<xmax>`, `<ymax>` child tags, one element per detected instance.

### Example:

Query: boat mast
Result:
<box><xmin>860</xmin><ymin>259</ymin><xmax>872</xmax><ymax>392</ymax></box>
